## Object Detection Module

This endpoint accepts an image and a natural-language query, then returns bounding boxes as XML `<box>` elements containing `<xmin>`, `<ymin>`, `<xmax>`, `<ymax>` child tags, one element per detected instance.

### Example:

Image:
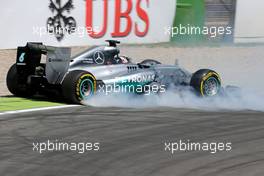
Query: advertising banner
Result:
<box><xmin>0</xmin><ymin>0</ymin><xmax>176</xmax><ymax>49</ymax></box>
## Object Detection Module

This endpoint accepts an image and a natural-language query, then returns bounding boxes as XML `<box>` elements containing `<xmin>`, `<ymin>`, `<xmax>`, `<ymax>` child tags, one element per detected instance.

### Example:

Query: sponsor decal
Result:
<box><xmin>93</xmin><ymin>51</ymin><xmax>105</xmax><ymax>64</ymax></box>
<box><xmin>46</xmin><ymin>0</ymin><xmax>150</xmax><ymax>41</ymax></box>
<box><xmin>86</xmin><ymin>0</ymin><xmax>150</xmax><ymax>38</ymax></box>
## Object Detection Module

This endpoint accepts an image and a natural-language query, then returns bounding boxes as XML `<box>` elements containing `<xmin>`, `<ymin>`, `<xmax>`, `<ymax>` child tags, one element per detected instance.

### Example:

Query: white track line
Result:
<box><xmin>0</xmin><ymin>105</ymin><xmax>81</xmax><ymax>116</ymax></box>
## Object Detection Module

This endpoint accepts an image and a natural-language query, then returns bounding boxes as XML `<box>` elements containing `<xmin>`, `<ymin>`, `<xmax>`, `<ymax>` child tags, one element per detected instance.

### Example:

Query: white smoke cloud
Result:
<box><xmin>83</xmin><ymin>87</ymin><xmax>264</xmax><ymax>112</ymax></box>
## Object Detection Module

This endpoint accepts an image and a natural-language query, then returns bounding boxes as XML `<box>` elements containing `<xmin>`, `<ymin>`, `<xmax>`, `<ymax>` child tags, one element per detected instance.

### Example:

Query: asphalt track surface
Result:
<box><xmin>0</xmin><ymin>106</ymin><xmax>264</xmax><ymax>176</ymax></box>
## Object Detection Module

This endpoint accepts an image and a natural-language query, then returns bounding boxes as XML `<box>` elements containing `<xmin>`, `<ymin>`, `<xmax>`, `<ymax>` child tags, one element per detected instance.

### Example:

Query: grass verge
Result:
<box><xmin>0</xmin><ymin>96</ymin><xmax>64</xmax><ymax>112</ymax></box>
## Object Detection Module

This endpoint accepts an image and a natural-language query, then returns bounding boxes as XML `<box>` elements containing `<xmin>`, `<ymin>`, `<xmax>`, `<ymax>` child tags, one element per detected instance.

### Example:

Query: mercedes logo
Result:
<box><xmin>93</xmin><ymin>51</ymin><xmax>105</xmax><ymax>64</ymax></box>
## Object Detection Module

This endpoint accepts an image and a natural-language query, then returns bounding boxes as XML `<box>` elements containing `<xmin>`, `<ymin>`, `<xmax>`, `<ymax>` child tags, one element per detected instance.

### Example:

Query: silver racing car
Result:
<box><xmin>7</xmin><ymin>40</ymin><xmax>224</xmax><ymax>104</ymax></box>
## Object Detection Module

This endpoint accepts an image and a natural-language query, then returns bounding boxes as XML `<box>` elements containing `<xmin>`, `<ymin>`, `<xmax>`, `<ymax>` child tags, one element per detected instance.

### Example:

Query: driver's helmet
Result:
<box><xmin>113</xmin><ymin>55</ymin><xmax>130</xmax><ymax>64</ymax></box>
<box><xmin>119</xmin><ymin>56</ymin><xmax>129</xmax><ymax>64</ymax></box>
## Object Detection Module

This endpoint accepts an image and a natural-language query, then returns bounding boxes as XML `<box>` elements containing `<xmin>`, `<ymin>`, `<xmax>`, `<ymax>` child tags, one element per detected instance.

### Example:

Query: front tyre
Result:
<box><xmin>62</xmin><ymin>71</ymin><xmax>96</xmax><ymax>104</ymax></box>
<box><xmin>190</xmin><ymin>69</ymin><xmax>221</xmax><ymax>97</ymax></box>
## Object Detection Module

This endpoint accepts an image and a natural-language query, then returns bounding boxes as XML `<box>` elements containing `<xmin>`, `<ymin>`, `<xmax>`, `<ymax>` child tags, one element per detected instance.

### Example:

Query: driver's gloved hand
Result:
<box><xmin>114</xmin><ymin>55</ymin><xmax>122</xmax><ymax>64</ymax></box>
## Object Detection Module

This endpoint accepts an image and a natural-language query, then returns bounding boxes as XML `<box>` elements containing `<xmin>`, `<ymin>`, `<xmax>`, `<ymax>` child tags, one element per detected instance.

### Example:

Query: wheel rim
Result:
<box><xmin>79</xmin><ymin>78</ymin><xmax>94</xmax><ymax>99</ymax></box>
<box><xmin>203</xmin><ymin>77</ymin><xmax>220</xmax><ymax>96</ymax></box>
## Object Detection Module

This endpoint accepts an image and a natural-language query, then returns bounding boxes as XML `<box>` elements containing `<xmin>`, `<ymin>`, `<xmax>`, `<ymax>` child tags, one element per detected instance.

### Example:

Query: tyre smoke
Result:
<box><xmin>83</xmin><ymin>87</ymin><xmax>264</xmax><ymax>112</ymax></box>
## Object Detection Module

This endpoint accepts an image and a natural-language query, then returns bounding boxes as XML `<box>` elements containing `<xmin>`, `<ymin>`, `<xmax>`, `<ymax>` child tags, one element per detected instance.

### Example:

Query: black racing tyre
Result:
<box><xmin>62</xmin><ymin>71</ymin><xmax>96</xmax><ymax>104</ymax></box>
<box><xmin>190</xmin><ymin>69</ymin><xmax>221</xmax><ymax>97</ymax></box>
<box><xmin>6</xmin><ymin>64</ymin><xmax>35</xmax><ymax>97</ymax></box>
<box><xmin>140</xmin><ymin>59</ymin><xmax>161</xmax><ymax>65</ymax></box>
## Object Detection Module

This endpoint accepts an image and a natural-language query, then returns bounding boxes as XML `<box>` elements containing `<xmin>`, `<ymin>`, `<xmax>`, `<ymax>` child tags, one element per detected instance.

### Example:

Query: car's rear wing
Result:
<box><xmin>16</xmin><ymin>42</ymin><xmax>71</xmax><ymax>84</ymax></box>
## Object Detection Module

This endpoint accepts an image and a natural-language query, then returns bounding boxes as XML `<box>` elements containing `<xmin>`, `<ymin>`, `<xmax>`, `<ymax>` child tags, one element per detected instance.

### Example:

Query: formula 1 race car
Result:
<box><xmin>7</xmin><ymin>40</ymin><xmax>223</xmax><ymax>104</ymax></box>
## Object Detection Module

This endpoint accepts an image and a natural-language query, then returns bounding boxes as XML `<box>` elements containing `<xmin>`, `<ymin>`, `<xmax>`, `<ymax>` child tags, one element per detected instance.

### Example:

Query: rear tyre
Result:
<box><xmin>62</xmin><ymin>71</ymin><xmax>96</xmax><ymax>104</ymax></box>
<box><xmin>6</xmin><ymin>64</ymin><xmax>35</xmax><ymax>97</ymax></box>
<box><xmin>190</xmin><ymin>69</ymin><xmax>221</xmax><ymax>97</ymax></box>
